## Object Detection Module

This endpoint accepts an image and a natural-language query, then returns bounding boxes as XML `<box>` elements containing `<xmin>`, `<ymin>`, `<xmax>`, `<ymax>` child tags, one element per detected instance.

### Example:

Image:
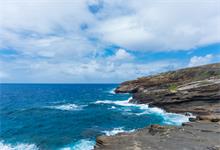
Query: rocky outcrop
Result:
<box><xmin>115</xmin><ymin>63</ymin><xmax>220</xmax><ymax>121</ymax></box>
<box><xmin>94</xmin><ymin>63</ymin><xmax>220</xmax><ymax>150</ymax></box>
<box><xmin>115</xmin><ymin>63</ymin><xmax>220</xmax><ymax>94</ymax></box>
<box><xmin>95</xmin><ymin>122</ymin><xmax>220</xmax><ymax>150</ymax></box>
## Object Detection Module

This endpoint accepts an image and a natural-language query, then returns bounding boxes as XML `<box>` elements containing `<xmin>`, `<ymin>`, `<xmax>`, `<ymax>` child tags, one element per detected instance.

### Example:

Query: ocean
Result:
<box><xmin>0</xmin><ymin>84</ymin><xmax>189</xmax><ymax>150</ymax></box>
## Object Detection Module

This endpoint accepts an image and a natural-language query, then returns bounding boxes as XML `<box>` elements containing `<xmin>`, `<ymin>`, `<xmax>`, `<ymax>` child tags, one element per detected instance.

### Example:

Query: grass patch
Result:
<box><xmin>168</xmin><ymin>84</ymin><xmax>177</xmax><ymax>93</ymax></box>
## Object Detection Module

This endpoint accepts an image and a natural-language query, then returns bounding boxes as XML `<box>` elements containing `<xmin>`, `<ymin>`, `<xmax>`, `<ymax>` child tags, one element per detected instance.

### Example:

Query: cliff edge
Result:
<box><xmin>94</xmin><ymin>63</ymin><xmax>220</xmax><ymax>150</ymax></box>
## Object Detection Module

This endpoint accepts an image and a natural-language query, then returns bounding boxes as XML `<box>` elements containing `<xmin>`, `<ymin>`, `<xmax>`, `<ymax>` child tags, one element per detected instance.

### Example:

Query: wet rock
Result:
<box><xmin>189</xmin><ymin>117</ymin><xmax>197</xmax><ymax>122</ymax></box>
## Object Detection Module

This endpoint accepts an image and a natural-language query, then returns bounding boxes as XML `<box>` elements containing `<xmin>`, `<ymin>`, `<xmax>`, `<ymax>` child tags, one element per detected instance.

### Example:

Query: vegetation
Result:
<box><xmin>168</xmin><ymin>84</ymin><xmax>177</xmax><ymax>93</ymax></box>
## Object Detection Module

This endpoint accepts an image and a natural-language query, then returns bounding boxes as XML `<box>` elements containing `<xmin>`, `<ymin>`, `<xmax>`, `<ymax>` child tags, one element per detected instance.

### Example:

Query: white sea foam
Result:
<box><xmin>46</xmin><ymin>104</ymin><xmax>86</xmax><ymax>111</ymax></box>
<box><xmin>108</xmin><ymin>106</ymin><xmax>116</xmax><ymax>110</ymax></box>
<box><xmin>95</xmin><ymin>97</ymin><xmax>192</xmax><ymax>125</ymax></box>
<box><xmin>162</xmin><ymin>113</ymin><xmax>192</xmax><ymax>125</ymax></box>
<box><xmin>61</xmin><ymin>139</ymin><xmax>95</xmax><ymax>150</ymax></box>
<box><xmin>94</xmin><ymin>97</ymin><xmax>134</xmax><ymax>107</ymax></box>
<box><xmin>108</xmin><ymin>88</ymin><xmax>129</xmax><ymax>95</ymax></box>
<box><xmin>109</xmin><ymin>88</ymin><xmax>116</xmax><ymax>94</ymax></box>
<box><xmin>103</xmin><ymin>127</ymin><xmax>135</xmax><ymax>136</ymax></box>
<box><xmin>0</xmin><ymin>141</ymin><xmax>38</xmax><ymax>150</ymax></box>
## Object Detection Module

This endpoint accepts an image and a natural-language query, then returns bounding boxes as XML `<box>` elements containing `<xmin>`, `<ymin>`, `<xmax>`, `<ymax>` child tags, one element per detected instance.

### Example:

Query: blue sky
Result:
<box><xmin>0</xmin><ymin>0</ymin><xmax>220</xmax><ymax>83</ymax></box>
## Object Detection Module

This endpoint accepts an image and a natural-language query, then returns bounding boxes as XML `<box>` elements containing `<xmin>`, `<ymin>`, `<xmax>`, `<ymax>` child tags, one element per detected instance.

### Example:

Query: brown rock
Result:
<box><xmin>95</xmin><ymin>63</ymin><xmax>220</xmax><ymax>150</ymax></box>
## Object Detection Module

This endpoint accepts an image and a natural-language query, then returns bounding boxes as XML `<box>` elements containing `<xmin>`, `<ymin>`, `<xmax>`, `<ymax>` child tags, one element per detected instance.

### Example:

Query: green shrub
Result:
<box><xmin>168</xmin><ymin>84</ymin><xmax>177</xmax><ymax>92</ymax></box>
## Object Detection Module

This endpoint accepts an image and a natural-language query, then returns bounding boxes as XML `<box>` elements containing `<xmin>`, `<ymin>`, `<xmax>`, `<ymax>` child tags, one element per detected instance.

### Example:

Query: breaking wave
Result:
<box><xmin>60</xmin><ymin>139</ymin><xmax>95</xmax><ymax>150</ymax></box>
<box><xmin>45</xmin><ymin>103</ymin><xmax>86</xmax><ymax>111</ymax></box>
<box><xmin>102</xmin><ymin>127</ymin><xmax>135</xmax><ymax>136</ymax></box>
<box><xmin>0</xmin><ymin>141</ymin><xmax>38</xmax><ymax>150</ymax></box>
<box><xmin>94</xmin><ymin>97</ymin><xmax>192</xmax><ymax>125</ymax></box>
<box><xmin>108</xmin><ymin>88</ymin><xmax>116</xmax><ymax>94</ymax></box>
<box><xmin>94</xmin><ymin>97</ymin><xmax>133</xmax><ymax>106</ymax></box>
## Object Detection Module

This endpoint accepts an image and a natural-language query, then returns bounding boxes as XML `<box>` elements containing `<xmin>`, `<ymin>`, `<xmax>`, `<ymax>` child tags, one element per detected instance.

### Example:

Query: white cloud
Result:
<box><xmin>108</xmin><ymin>48</ymin><xmax>133</xmax><ymax>62</ymax></box>
<box><xmin>0</xmin><ymin>0</ymin><xmax>100</xmax><ymax>60</ymax></box>
<box><xmin>92</xmin><ymin>0</ymin><xmax>220</xmax><ymax>51</ymax></box>
<box><xmin>114</xmin><ymin>49</ymin><xmax>133</xmax><ymax>60</ymax></box>
<box><xmin>0</xmin><ymin>0</ymin><xmax>219</xmax><ymax>82</ymax></box>
<box><xmin>0</xmin><ymin>0</ymin><xmax>219</xmax><ymax>54</ymax></box>
<box><xmin>0</xmin><ymin>56</ymin><xmax>182</xmax><ymax>83</ymax></box>
<box><xmin>188</xmin><ymin>54</ymin><xmax>213</xmax><ymax>67</ymax></box>
<box><xmin>0</xmin><ymin>0</ymin><xmax>94</xmax><ymax>33</ymax></box>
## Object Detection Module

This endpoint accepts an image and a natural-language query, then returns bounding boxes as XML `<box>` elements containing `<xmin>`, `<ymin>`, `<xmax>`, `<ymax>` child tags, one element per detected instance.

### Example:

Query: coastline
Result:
<box><xmin>94</xmin><ymin>63</ymin><xmax>220</xmax><ymax>150</ymax></box>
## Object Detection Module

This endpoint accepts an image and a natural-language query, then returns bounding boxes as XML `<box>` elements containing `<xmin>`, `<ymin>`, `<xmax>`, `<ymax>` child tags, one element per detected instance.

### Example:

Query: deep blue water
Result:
<box><xmin>0</xmin><ymin>84</ymin><xmax>189</xmax><ymax>150</ymax></box>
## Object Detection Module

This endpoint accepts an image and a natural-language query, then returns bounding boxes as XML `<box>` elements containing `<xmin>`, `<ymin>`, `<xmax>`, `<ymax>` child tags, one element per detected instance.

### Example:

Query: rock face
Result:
<box><xmin>94</xmin><ymin>63</ymin><xmax>220</xmax><ymax>150</ymax></box>
<box><xmin>115</xmin><ymin>63</ymin><xmax>220</xmax><ymax>94</ymax></box>
<box><xmin>95</xmin><ymin>122</ymin><xmax>220</xmax><ymax>150</ymax></box>
<box><xmin>115</xmin><ymin>63</ymin><xmax>220</xmax><ymax>120</ymax></box>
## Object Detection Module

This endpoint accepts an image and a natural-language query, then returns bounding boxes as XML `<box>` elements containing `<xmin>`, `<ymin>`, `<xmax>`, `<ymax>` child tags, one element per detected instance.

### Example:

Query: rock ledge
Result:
<box><xmin>94</xmin><ymin>63</ymin><xmax>220</xmax><ymax>150</ymax></box>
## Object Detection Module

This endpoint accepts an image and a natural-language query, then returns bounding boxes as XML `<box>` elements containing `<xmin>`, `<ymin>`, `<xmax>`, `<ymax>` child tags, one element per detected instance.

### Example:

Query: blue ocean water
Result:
<box><xmin>0</xmin><ymin>84</ymin><xmax>189</xmax><ymax>150</ymax></box>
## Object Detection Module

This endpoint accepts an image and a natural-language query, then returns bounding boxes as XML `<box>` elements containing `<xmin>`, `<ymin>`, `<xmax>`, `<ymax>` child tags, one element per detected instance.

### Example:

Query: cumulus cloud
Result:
<box><xmin>92</xmin><ymin>0</ymin><xmax>220</xmax><ymax>51</ymax></box>
<box><xmin>1</xmin><ymin>0</ymin><xmax>220</xmax><ymax>53</ymax></box>
<box><xmin>0</xmin><ymin>0</ymin><xmax>100</xmax><ymax>60</ymax></box>
<box><xmin>0</xmin><ymin>0</ymin><xmax>219</xmax><ymax>82</ymax></box>
<box><xmin>188</xmin><ymin>54</ymin><xmax>214</xmax><ymax>67</ymax></box>
<box><xmin>108</xmin><ymin>48</ymin><xmax>133</xmax><ymax>62</ymax></box>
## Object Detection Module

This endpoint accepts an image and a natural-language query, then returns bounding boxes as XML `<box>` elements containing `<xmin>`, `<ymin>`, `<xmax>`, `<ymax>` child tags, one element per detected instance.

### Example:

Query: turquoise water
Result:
<box><xmin>0</xmin><ymin>84</ymin><xmax>189</xmax><ymax>150</ymax></box>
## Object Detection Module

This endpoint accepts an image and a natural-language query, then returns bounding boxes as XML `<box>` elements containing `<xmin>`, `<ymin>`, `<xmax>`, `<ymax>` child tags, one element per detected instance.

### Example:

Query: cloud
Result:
<box><xmin>0</xmin><ymin>58</ymin><xmax>181</xmax><ymax>83</ymax></box>
<box><xmin>0</xmin><ymin>0</ymin><xmax>219</xmax><ymax>83</ymax></box>
<box><xmin>188</xmin><ymin>54</ymin><xmax>213</xmax><ymax>67</ymax></box>
<box><xmin>0</xmin><ymin>0</ymin><xmax>100</xmax><ymax>60</ymax></box>
<box><xmin>92</xmin><ymin>0</ymin><xmax>220</xmax><ymax>51</ymax></box>
<box><xmin>1</xmin><ymin>0</ymin><xmax>220</xmax><ymax>54</ymax></box>
<box><xmin>108</xmin><ymin>48</ymin><xmax>133</xmax><ymax>62</ymax></box>
<box><xmin>0</xmin><ymin>0</ymin><xmax>94</xmax><ymax>33</ymax></box>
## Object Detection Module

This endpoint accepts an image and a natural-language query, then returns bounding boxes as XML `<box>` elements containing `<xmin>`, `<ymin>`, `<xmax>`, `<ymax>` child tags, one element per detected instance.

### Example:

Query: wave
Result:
<box><xmin>102</xmin><ymin>127</ymin><xmax>135</xmax><ymax>136</ymax></box>
<box><xmin>108</xmin><ymin>88</ymin><xmax>116</xmax><ymax>94</ymax></box>
<box><xmin>108</xmin><ymin>88</ymin><xmax>129</xmax><ymax>95</ymax></box>
<box><xmin>94</xmin><ymin>97</ymin><xmax>133</xmax><ymax>106</ymax></box>
<box><xmin>45</xmin><ymin>103</ymin><xmax>86</xmax><ymax>111</ymax></box>
<box><xmin>60</xmin><ymin>139</ymin><xmax>95</xmax><ymax>150</ymax></box>
<box><xmin>0</xmin><ymin>141</ymin><xmax>38</xmax><ymax>150</ymax></box>
<box><xmin>94</xmin><ymin>97</ymin><xmax>192</xmax><ymax>125</ymax></box>
<box><xmin>162</xmin><ymin>113</ymin><xmax>192</xmax><ymax>125</ymax></box>
<box><xmin>108</xmin><ymin>106</ymin><xmax>116</xmax><ymax>110</ymax></box>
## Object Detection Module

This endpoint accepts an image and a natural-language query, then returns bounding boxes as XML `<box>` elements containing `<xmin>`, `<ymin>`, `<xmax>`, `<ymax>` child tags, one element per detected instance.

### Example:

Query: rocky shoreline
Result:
<box><xmin>94</xmin><ymin>63</ymin><xmax>220</xmax><ymax>150</ymax></box>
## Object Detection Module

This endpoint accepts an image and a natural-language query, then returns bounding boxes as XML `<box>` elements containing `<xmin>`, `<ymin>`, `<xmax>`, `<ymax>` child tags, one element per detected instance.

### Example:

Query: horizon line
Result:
<box><xmin>0</xmin><ymin>83</ymin><xmax>120</xmax><ymax>84</ymax></box>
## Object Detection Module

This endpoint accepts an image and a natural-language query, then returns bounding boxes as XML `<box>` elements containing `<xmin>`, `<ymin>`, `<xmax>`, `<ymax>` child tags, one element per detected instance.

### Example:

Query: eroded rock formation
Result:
<box><xmin>94</xmin><ymin>63</ymin><xmax>220</xmax><ymax>150</ymax></box>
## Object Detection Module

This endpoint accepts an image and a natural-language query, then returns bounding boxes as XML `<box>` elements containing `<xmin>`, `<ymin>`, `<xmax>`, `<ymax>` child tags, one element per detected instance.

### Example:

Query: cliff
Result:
<box><xmin>94</xmin><ymin>63</ymin><xmax>220</xmax><ymax>150</ymax></box>
<box><xmin>115</xmin><ymin>63</ymin><xmax>220</xmax><ymax>119</ymax></box>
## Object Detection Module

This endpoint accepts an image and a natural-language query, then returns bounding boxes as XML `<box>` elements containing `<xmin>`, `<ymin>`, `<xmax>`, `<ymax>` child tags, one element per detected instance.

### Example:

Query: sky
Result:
<box><xmin>0</xmin><ymin>0</ymin><xmax>220</xmax><ymax>83</ymax></box>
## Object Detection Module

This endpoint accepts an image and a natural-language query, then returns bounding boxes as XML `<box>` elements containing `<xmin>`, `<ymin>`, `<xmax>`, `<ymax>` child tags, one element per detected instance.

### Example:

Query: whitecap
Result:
<box><xmin>94</xmin><ymin>97</ymin><xmax>134</xmax><ymax>107</ymax></box>
<box><xmin>95</xmin><ymin>97</ymin><xmax>192</xmax><ymax>125</ymax></box>
<box><xmin>46</xmin><ymin>104</ymin><xmax>86</xmax><ymax>111</ymax></box>
<box><xmin>0</xmin><ymin>141</ymin><xmax>38</xmax><ymax>150</ymax></box>
<box><xmin>108</xmin><ymin>88</ymin><xmax>129</xmax><ymax>95</ymax></box>
<box><xmin>109</xmin><ymin>88</ymin><xmax>116</xmax><ymax>94</ymax></box>
<box><xmin>108</xmin><ymin>106</ymin><xmax>116</xmax><ymax>110</ymax></box>
<box><xmin>60</xmin><ymin>139</ymin><xmax>95</xmax><ymax>150</ymax></box>
<box><xmin>162</xmin><ymin>113</ymin><xmax>194</xmax><ymax>125</ymax></box>
<box><xmin>102</xmin><ymin>127</ymin><xmax>135</xmax><ymax>136</ymax></box>
<box><xmin>94</xmin><ymin>100</ymin><xmax>116</xmax><ymax>104</ymax></box>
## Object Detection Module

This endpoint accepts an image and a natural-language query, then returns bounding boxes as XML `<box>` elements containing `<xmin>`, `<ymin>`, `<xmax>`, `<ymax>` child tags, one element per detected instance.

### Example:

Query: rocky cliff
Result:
<box><xmin>95</xmin><ymin>63</ymin><xmax>220</xmax><ymax>150</ymax></box>
<box><xmin>115</xmin><ymin>63</ymin><xmax>220</xmax><ymax>120</ymax></box>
